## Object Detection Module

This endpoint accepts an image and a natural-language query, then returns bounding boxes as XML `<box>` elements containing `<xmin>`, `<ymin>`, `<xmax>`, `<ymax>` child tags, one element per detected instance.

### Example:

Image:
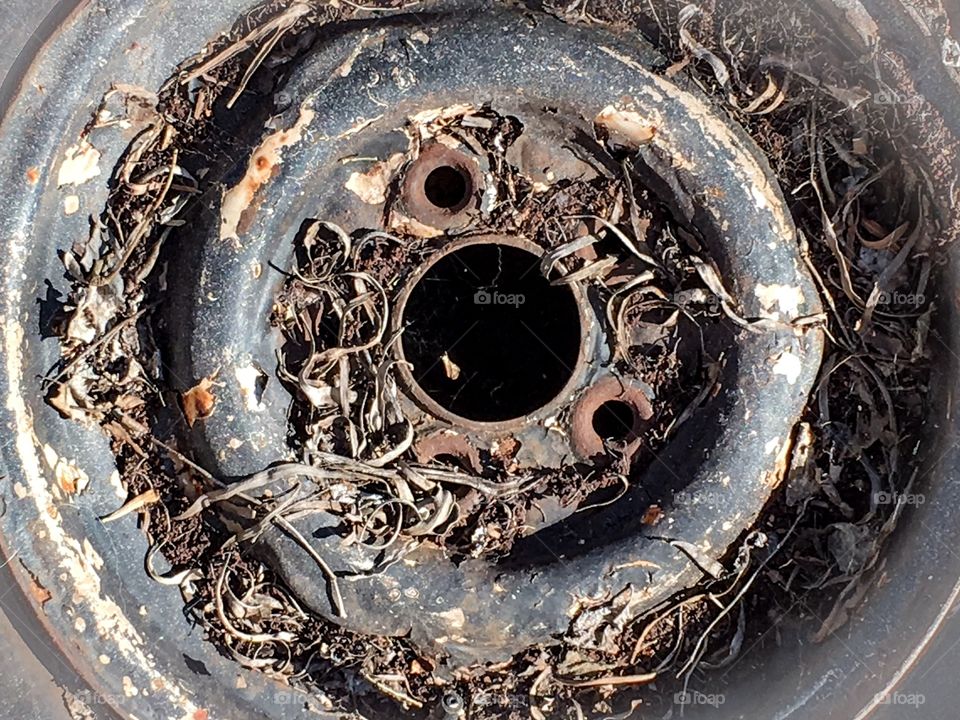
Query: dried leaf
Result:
<box><xmin>679</xmin><ymin>4</ymin><xmax>730</xmax><ymax>88</ymax></box>
<box><xmin>100</xmin><ymin>488</ymin><xmax>161</xmax><ymax>523</ymax></box>
<box><xmin>182</xmin><ymin>375</ymin><xmax>218</xmax><ymax>426</ymax></box>
<box><xmin>641</xmin><ymin>505</ymin><xmax>663</xmax><ymax>525</ymax></box>
<box><xmin>441</xmin><ymin>352</ymin><xmax>461</xmax><ymax>380</ymax></box>
<box><xmin>48</xmin><ymin>380</ymin><xmax>92</xmax><ymax>423</ymax></box>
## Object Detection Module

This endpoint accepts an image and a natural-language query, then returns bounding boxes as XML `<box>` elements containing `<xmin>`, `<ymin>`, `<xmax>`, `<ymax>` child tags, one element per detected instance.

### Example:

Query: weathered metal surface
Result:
<box><xmin>0</xmin><ymin>1</ymin><xmax>959</xmax><ymax>719</ymax></box>
<box><xmin>176</xmin><ymin>3</ymin><xmax>823</xmax><ymax>665</ymax></box>
<box><xmin>399</xmin><ymin>142</ymin><xmax>485</xmax><ymax>231</ymax></box>
<box><xmin>0</xmin><ymin>0</ymin><xmax>337</xmax><ymax>718</ymax></box>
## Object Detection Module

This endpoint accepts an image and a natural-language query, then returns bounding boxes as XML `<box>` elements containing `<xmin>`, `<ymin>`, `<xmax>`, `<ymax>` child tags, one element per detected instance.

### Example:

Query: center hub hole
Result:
<box><xmin>423</xmin><ymin>165</ymin><xmax>470</xmax><ymax>210</ymax></box>
<box><xmin>592</xmin><ymin>400</ymin><xmax>636</xmax><ymax>441</ymax></box>
<box><xmin>401</xmin><ymin>242</ymin><xmax>581</xmax><ymax>422</ymax></box>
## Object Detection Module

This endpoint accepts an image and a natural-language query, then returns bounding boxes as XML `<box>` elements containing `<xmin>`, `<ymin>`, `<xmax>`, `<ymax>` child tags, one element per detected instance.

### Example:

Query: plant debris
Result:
<box><xmin>181</xmin><ymin>375</ymin><xmax>219</xmax><ymax>427</ymax></box>
<box><xmin>41</xmin><ymin>1</ymin><xmax>942</xmax><ymax>718</ymax></box>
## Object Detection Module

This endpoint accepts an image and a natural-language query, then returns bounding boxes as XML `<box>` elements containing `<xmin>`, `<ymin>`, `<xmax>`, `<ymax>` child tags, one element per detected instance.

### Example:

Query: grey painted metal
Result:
<box><xmin>179</xmin><ymin>3</ymin><xmax>823</xmax><ymax>664</ymax></box>
<box><xmin>0</xmin><ymin>1</ymin><xmax>956</xmax><ymax>719</ymax></box>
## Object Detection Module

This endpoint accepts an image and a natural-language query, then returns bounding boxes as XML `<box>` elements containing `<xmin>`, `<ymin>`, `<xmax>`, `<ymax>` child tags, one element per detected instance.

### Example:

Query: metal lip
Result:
<box><xmin>398</xmin><ymin>142</ymin><xmax>484</xmax><ymax>230</ymax></box>
<box><xmin>391</xmin><ymin>233</ymin><xmax>594</xmax><ymax>434</ymax></box>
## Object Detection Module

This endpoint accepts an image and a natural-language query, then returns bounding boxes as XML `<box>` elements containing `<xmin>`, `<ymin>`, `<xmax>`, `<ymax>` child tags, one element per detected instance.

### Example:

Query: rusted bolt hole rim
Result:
<box><xmin>423</xmin><ymin>164</ymin><xmax>471</xmax><ymax>210</ymax></box>
<box><xmin>401</xmin><ymin>143</ymin><xmax>482</xmax><ymax>224</ymax></box>
<box><xmin>570</xmin><ymin>378</ymin><xmax>653</xmax><ymax>459</ymax></box>
<box><xmin>393</xmin><ymin>235</ymin><xmax>592</xmax><ymax>431</ymax></box>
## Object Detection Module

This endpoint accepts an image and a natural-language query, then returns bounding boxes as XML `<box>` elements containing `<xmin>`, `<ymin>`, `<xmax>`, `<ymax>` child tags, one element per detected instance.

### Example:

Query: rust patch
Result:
<box><xmin>570</xmin><ymin>377</ymin><xmax>653</xmax><ymax>459</ymax></box>
<box><xmin>414</xmin><ymin>432</ymin><xmax>482</xmax><ymax>474</ymax></box>
<box><xmin>219</xmin><ymin>105</ymin><xmax>316</xmax><ymax>243</ymax></box>
<box><xmin>21</xmin><ymin>562</ymin><xmax>52</xmax><ymax>607</ymax></box>
<box><xmin>181</xmin><ymin>374</ymin><xmax>219</xmax><ymax>427</ymax></box>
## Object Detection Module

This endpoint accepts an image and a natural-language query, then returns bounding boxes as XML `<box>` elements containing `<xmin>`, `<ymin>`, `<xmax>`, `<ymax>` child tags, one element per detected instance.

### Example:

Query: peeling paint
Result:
<box><xmin>57</xmin><ymin>139</ymin><xmax>102</xmax><ymax>187</ymax></box>
<box><xmin>41</xmin><ymin>443</ymin><xmax>90</xmax><ymax>496</ymax></box>
<box><xmin>389</xmin><ymin>211</ymin><xmax>443</xmax><ymax>238</ymax></box>
<box><xmin>436</xmin><ymin>607</ymin><xmax>466</xmax><ymax>629</ymax></box>
<box><xmin>345</xmin><ymin>153</ymin><xmax>404</xmax><ymax>204</ymax></box>
<box><xmin>408</xmin><ymin>103</ymin><xmax>475</xmax><ymax>140</ymax></box>
<box><xmin>234</xmin><ymin>363</ymin><xmax>267</xmax><ymax>413</ymax></box>
<box><xmin>334</xmin><ymin>30</ymin><xmax>385</xmax><ymax>78</ymax></box>
<box><xmin>594</xmin><ymin>104</ymin><xmax>658</xmax><ymax>151</ymax></box>
<box><xmin>755</xmin><ymin>282</ymin><xmax>805</xmax><ymax>319</ymax></box>
<box><xmin>772</xmin><ymin>350</ymin><xmax>803</xmax><ymax>384</ymax></box>
<box><xmin>944</xmin><ymin>37</ymin><xmax>960</xmax><ymax>68</ymax></box>
<box><xmin>219</xmin><ymin>105</ymin><xmax>316</xmax><ymax>243</ymax></box>
<box><xmin>4</xmin><ymin>306</ymin><xmax>199</xmax><ymax>718</ymax></box>
<box><xmin>598</xmin><ymin>44</ymin><xmax>800</xmax><ymax>257</ymax></box>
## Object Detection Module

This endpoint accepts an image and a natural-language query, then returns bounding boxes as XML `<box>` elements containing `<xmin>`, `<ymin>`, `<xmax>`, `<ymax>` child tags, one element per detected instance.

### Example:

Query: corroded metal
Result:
<box><xmin>2</xmin><ymin>1</ymin><xmax>958</xmax><ymax>719</ymax></box>
<box><xmin>192</xmin><ymin>4</ymin><xmax>826</xmax><ymax>664</ymax></box>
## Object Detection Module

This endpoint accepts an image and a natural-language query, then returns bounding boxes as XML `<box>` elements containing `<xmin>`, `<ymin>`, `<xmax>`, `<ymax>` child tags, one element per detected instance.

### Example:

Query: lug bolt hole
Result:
<box><xmin>423</xmin><ymin>165</ymin><xmax>471</xmax><ymax>210</ymax></box>
<box><xmin>592</xmin><ymin>400</ymin><xmax>636</xmax><ymax>441</ymax></box>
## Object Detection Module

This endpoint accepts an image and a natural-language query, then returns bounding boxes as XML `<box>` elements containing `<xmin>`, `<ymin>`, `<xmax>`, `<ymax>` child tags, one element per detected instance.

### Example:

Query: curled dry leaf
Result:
<box><xmin>182</xmin><ymin>374</ymin><xmax>219</xmax><ymax>426</ymax></box>
<box><xmin>441</xmin><ymin>352</ymin><xmax>461</xmax><ymax>380</ymax></box>
<box><xmin>100</xmin><ymin>488</ymin><xmax>161</xmax><ymax>523</ymax></box>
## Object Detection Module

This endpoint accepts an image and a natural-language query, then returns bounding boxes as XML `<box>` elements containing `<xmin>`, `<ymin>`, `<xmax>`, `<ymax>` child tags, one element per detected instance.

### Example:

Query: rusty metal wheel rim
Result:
<box><xmin>0</xmin><ymin>1</ymin><xmax>957</xmax><ymax>719</ymax></box>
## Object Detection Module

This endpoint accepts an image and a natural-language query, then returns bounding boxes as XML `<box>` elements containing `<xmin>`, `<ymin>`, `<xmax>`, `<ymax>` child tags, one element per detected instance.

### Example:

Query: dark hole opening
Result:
<box><xmin>423</xmin><ymin>165</ymin><xmax>470</xmax><ymax>210</ymax></box>
<box><xmin>592</xmin><ymin>400</ymin><xmax>636</xmax><ymax>441</ymax></box>
<box><xmin>401</xmin><ymin>243</ymin><xmax>581</xmax><ymax>422</ymax></box>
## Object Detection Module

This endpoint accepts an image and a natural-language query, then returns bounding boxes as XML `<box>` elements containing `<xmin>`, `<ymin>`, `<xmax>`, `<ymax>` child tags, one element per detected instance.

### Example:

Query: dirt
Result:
<box><xmin>43</xmin><ymin>0</ymin><xmax>940</xmax><ymax>718</ymax></box>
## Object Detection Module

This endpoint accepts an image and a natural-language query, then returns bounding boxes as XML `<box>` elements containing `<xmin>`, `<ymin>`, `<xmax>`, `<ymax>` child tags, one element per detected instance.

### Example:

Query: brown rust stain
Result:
<box><xmin>219</xmin><ymin>105</ymin><xmax>316</xmax><ymax>244</ymax></box>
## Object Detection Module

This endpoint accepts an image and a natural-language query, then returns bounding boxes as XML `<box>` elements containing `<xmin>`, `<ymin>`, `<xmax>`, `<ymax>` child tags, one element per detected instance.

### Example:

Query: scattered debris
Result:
<box><xmin>100</xmin><ymin>488</ymin><xmax>161</xmax><ymax>523</ymax></box>
<box><xmin>181</xmin><ymin>375</ymin><xmax>218</xmax><ymax>426</ymax></box>
<box><xmin>41</xmin><ymin>1</ymin><xmax>937</xmax><ymax>718</ymax></box>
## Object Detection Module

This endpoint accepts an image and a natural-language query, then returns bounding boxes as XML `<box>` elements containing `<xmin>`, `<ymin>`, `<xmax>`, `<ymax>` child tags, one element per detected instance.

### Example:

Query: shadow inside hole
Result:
<box><xmin>423</xmin><ymin>165</ymin><xmax>470</xmax><ymax>209</ymax></box>
<box><xmin>593</xmin><ymin>399</ymin><xmax>636</xmax><ymax>441</ymax></box>
<box><xmin>401</xmin><ymin>243</ymin><xmax>581</xmax><ymax>422</ymax></box>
